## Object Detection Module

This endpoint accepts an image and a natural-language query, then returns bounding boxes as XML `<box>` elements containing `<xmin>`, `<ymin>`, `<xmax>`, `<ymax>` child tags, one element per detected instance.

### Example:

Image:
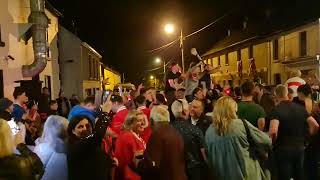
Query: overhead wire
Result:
<box><xmin>145</xmin><ymin>10</ymin><xmax>233</xmax><ymax>54</ymax></box>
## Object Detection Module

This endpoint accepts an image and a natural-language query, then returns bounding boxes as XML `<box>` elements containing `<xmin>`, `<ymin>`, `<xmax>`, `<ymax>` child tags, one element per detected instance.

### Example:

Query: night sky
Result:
<box><xmin>49</xmin><ymin>0</ymin><xmax>320</xmax><ymax>84</ymax></box>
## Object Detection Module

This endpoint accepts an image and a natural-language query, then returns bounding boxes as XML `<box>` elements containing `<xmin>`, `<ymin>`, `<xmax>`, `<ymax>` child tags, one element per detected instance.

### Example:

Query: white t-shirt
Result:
<box><xmin>285</xmin><ymin>77</ymin><xmax>306</xmax><ymax>97</ymax></box>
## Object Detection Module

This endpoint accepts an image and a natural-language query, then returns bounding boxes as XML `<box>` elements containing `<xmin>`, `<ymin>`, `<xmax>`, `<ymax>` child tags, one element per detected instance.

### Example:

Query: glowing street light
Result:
<box><xmin>164</xmin><ymin>24</ymin><xmax>174</xmax><ymax>34</ymax></box>
<box><xmin>150</xmin><ymin>75</ymin><xmax>154</xmax><ymax>80</ymax></box>
<box><xmin>163</xmin><ymin>23</ymin><xmax>185</xmax><ymax>72</ymax></box>
<box><xmin>155</xmin><ymin>57</ymin><xmax>161</xmax><ymax>64</ymax></box>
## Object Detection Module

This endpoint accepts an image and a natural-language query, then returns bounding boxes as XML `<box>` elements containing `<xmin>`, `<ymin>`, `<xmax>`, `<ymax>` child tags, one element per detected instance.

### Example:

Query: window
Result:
<box><xmin>273</xmin><ymin>39</ymin><xmax>279</xmax><ymax>60</ymax></box>
<box><xmin>274</xmin><ymin>73</ymin><xmax>281</xmax><ymax>85</ymax></box>
<box><xmin>300</xmin><ymin>31</ymin><xmax>307</xmax><ymax>56</ymax></box>
<box><xmin>46</xmin><ymin>30</ymin><xmax>50</xmax><ymax>58</ymax></box>
<box><xmin>217</xmin><ymin>56</ymin><xmax>221</xmax><ymax>66</ymax></box>
<box><xmin>92</xmin><ymin>58</ymin><xmax>95</xmax><ymax>79</ymax></box>
<box><xmin>207</xmin><ymin>58</ymin><xmax>212</xmax><ymax>65</ymax></box>
<box><xmin>225</xmin><ymin>54</ymin><xmax>229</xmax><ymax>66</ymax></box>
<box><xmin>93</xmin><ymin>59</ymin><xmax>96</xmax><ymax>79</ymax></box>
<box><xmin>237</xmin><ymin>50</ymin><xmax>241</xmax><ymax>61</ymax></box>
<box><xmin>0</xmin><ymin>25</ymin><xmax>5</xmax><ymax>47</ymax></box>
<box><xmin>44</xmin><ymin>76</ymin><xmax>52</xmax><ymax>99</ymax></box>
<box><xmin>88</xmin><ymin>55</ymin><xmax>92</xmax><ymax>78</ymax></box>
<box><xmin>249</xmin><ymin>45</ymin><xmax>253</xmax><ymax>59</ymax></box>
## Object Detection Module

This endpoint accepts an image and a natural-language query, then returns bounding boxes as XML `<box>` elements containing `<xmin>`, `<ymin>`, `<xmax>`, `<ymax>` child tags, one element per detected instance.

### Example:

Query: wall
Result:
<box><xmin>58</xmin><ymin>26</ymin><xmax>82</xmax><ymax>99</ymax></box>
<box><xmin>0</xmin><ymin>0</ymin><xmax>60</xmax><ymax>99</ymax></box>
<box><xmin>103</xmin><ymin>68</ymin><xmax>121</xmax><ymax>90</ymax></box>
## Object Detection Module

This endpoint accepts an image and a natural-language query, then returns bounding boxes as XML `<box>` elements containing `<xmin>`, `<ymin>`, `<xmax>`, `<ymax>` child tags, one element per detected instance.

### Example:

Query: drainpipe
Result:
<box><xmin>22</xmin><ymin>0</ymin><xmax>48</xmax><ymax>77</ymax></box>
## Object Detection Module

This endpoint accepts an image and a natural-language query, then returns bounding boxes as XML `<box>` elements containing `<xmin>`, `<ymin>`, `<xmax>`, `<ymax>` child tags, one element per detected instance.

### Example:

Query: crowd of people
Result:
<box><xmin>0</xmin><ymin>61</ymin><xmax>320</xmax><ymax>180</ymax></box>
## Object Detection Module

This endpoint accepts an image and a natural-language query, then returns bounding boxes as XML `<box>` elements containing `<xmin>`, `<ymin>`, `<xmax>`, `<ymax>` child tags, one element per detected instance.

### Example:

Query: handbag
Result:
<box><xmin>240</xmin><ymin>119</ymin><xmax>269</xmax><ymax>161</ymax></box>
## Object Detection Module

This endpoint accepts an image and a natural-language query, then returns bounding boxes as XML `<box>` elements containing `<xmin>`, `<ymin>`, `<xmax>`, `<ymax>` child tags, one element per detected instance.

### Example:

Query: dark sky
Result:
<box><xmin>49</xmin><ymin>0</ymin><xmax>320</xmax><ymax>84</ymax></box>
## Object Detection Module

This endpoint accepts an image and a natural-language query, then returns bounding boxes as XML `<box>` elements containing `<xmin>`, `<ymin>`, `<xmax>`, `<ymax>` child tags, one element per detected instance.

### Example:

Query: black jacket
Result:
<box><xmin>38</xmin><ymin>93</ymin><xmax>50</xmax><ymax>113</ymax></box>
<box><xmin>189</xmin><ymin>114</ymin><xmax>212</xmax><ymax>135</ymax></box>
<box><xmin>56</xmin><ymin>97</ymin><xmax>71</xmax><ymax>117</ymax></box>
<box><xmin>0</xmin><ymin>111</ymin><xmax>13</xmax><ymax>121</ymax></box>
<box><xmin>0</xmin><ymin>144</ymin><xmax>44</xmax><ymax>180</ymax></box>
<box><xmin>67</xmin><ymin>113</ymin><xmax>113</xmax><ymax>180</ymax></box>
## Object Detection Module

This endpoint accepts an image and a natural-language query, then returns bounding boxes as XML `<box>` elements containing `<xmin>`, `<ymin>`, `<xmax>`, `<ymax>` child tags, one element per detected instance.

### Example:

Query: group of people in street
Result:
<box><xmin>1</xmin><ymin>60</ymin><xmax>320</xmax><ymax>180</ymax></box>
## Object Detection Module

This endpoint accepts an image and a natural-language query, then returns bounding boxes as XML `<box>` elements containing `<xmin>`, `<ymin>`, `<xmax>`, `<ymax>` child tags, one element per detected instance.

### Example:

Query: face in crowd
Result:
<box><xmin>50</xmin><ymin>103</ymin><xmax>58</xmax><ymax>111</ymax></box>
<box><xmin>190</xmin><ymin>100</ymin><xmax>204</xmax><ymax>119</ymax></box>
<box><xmin>131</xmin><ymin>114</ymin><xmax>145</xmax><ymax>134</ymax></box>
<box><xmin>72</xmin><ymin>117</ymin><xmax>92</xmax><ymax>138</ymax></box>
<box><xmin>194</xmin><ymin>89</ymin><xmax>205</xmax><ymax>100</ymax></box>
<box><xmin>18</xmin><ymin>92</ymin><xmax>28</xmax><ymax>103</ymax></box>
<box><xmin>85</xmin><ymin>102</ymin><xmax>96</xmax><ymax>111</ymax></box>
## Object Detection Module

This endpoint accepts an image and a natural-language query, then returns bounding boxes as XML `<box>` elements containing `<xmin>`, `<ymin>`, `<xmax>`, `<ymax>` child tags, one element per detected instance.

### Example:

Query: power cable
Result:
<box><xmin>145</xmin><ymin>10</ymin><xmax>233</xmax><ymax>54</ymax></box>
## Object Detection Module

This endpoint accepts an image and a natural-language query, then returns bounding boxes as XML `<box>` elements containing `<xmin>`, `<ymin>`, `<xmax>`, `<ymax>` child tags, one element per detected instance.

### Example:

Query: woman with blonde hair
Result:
<box><xmin>34</xmin><ymin>115</ymin><xmax>69</xmax><ymax>180</ymax></box>
<box><xmin>114</xmin><ymin>110</ymin><xmax>146</xmax><ymax>180</ymax></box>
<box><xmin>205</xmin><ymin>96</ymin><xmax>271</xmax><ymax>180</ymax></box>
<box><xmin>0</xmin><ymin>119</ymin><xmax>44</xmax><ymax>179</ymax></box>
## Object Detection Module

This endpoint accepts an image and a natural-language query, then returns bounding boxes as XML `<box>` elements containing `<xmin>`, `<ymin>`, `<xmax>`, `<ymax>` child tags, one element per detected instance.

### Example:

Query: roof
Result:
<box><xmin>201</xmin><ymin>18</ymin><xmax>320</xmax><ymax>58</ymax></box>
<box><xmin>45</xmin><ymin>0</ymin><xmax>63</xmax><ymax>17</ymax></box>
<box><xmin>102</xmin><ymin>65</ymin><xmax>121</xmax><ymax>76</ymax></box>
<box><xmin>81</xmin><ymin>42</ymin><xmax>102</xmax><ymax>59</ymax></box>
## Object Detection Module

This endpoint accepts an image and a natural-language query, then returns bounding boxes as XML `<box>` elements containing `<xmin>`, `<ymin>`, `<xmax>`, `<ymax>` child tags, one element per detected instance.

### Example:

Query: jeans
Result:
<box><xmin>305</xmin><ymin>146</ymin><xmax>320</xmax><ymax>180</ymax></box>
<box><xmin>275</xmin><ymin>149</ymin><xmax>304</xmax><ymax>180</ymax></box>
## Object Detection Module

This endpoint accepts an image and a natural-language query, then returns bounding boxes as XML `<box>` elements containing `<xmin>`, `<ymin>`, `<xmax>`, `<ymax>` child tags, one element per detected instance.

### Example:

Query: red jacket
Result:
<box><xmin>111</xmin><ymin>108</ymin><xmax>129</xmax><ymax>136</ymax></box>
<box><xmin>138</xmin><ymin>107</ymin><xmax>152</xmax><ymax>143</ymax></box>
<box><xmin>115</xmin><ymin>131</ymin><xmax>146</xmax><ymax>180</ymax></box>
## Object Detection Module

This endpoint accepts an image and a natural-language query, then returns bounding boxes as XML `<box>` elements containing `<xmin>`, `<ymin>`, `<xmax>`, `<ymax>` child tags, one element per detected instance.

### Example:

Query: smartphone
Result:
<box><xmin>7</xmin><ymin>118</ymin><xmax>20</xmax><ymax>135</ymax></box>
<box><xmin>102</xmin><ymin>91</ymin><xmax>110</xmax><ymax>103</ymax></box>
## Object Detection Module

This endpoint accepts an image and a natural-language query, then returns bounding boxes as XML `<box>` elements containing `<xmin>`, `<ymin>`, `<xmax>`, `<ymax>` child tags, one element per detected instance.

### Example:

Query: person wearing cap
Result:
<box><xmin>110</xmin><ymin>94</ymin><xmax>129</xmax><ymax>136</ymax></box>
<box><xmin>0</xmin><ymin>98</ymin><xmax>14</xmax><ymax>121</ymax></box>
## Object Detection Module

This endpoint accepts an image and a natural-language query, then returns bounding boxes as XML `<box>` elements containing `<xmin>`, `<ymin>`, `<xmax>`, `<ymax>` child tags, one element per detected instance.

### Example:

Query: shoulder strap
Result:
<box><xmin>240</xmin><ymin>119</ymin><xmax>255</xmax><ymax>147</ymax></box>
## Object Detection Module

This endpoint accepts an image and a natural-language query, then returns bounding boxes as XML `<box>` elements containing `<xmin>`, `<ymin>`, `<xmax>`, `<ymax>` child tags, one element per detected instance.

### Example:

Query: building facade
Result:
<box><xmin>0</xmin><ymin>0</ymin><xmax>60</xmax><ymax>99</ymax></box>
<box><xmin>58</xmin><ymin>26</ymin><xmax>101</xmax><ymax>100</ymax></box>
<box><xmin>202</xmin><ymin>19</ymin><xmax>320</xmax><ymax>87</ymax></box>
<box><xmin>101</xmin><ymin>66</ymin><xmax>121</xmax><ymax>91</ymax></box>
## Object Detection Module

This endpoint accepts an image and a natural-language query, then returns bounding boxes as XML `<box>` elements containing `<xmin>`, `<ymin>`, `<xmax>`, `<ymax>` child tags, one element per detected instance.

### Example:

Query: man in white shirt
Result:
<box><xmin>285</xmin><ymin>69</ymin><xmax>306</xmax><ymax>97</ymax></box>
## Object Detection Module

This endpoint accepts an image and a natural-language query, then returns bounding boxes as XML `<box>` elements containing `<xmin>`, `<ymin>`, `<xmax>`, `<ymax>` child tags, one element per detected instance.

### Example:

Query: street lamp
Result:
<box><xmin>155</xmin><ymin>57</ymin><xmax>166</xmax><ymax>74</ymax></box>
<box><xmin>150</xmin><ymin>75</ymin><xmax>154</xmax><ymax>80</ymax></box>
<box><xmin>163</xmin><ymin>23</ymin><xmax>185</xmax><ymax>73</ymax></box>
<box><xmin>164</xmin><ymin>24</ymin><xmax>174</xmax><ymax>34</ymax></box>
<box><xmin>155</xmin><ymin>57</ymin><xmax>161</xmax><ymax>64</ymax></box>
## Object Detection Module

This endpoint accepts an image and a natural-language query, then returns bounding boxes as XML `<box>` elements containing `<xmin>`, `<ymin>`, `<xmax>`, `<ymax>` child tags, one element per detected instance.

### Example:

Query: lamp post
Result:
<box><xmin>155</xmin><ymin>57</ymin><xmax>166</xmax><ymax>74</ymax></box>
<box><xmin>164</xmin><ymin>23</ymin><xmax>185</xmax><ymax>73</ymax></box>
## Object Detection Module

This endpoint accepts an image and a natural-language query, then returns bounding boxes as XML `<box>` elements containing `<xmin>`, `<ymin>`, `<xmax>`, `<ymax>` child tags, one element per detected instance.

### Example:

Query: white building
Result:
<box><xmin>0</xmin><ymin>0</ymin><xmax>61</xmax><ymax>99</ymax></box>
<box><xmin>59</xmin><ymin>26</ymin><xmax>101</xmax><ymax>100</ymax></box>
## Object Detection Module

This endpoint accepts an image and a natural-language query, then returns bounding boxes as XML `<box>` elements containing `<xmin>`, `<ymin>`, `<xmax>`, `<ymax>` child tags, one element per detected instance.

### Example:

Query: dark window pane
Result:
<box><xmin>300</xmin><ymin>31</ymin><xmax>307</xmax><ymax>56</ymax></box>
<box><xmin>273</xmin><ymin>40</ymin><xmax>279</xmax><ymax>60</ymax></box>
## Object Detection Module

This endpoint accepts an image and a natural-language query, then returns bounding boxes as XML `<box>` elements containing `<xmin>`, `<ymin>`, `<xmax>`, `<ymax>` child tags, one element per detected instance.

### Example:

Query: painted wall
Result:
<box><xmin>103</xmin><ymin>68</ymin><xmax>121</xmax><ymax>90</ymax></box>
<box><xmin>59</xmin><ymin>27</ymin><xmax>101</xmax><ymax>100</ymax></box>
<box><xmin>58</xmin><ymin>26</ymin><xmax>82</xmax><ymax>99</ymax></box>
<box><xmin>0</xmin><ymin>0</ymin><xmax>60</xmax><ymax>99</ymax></box>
